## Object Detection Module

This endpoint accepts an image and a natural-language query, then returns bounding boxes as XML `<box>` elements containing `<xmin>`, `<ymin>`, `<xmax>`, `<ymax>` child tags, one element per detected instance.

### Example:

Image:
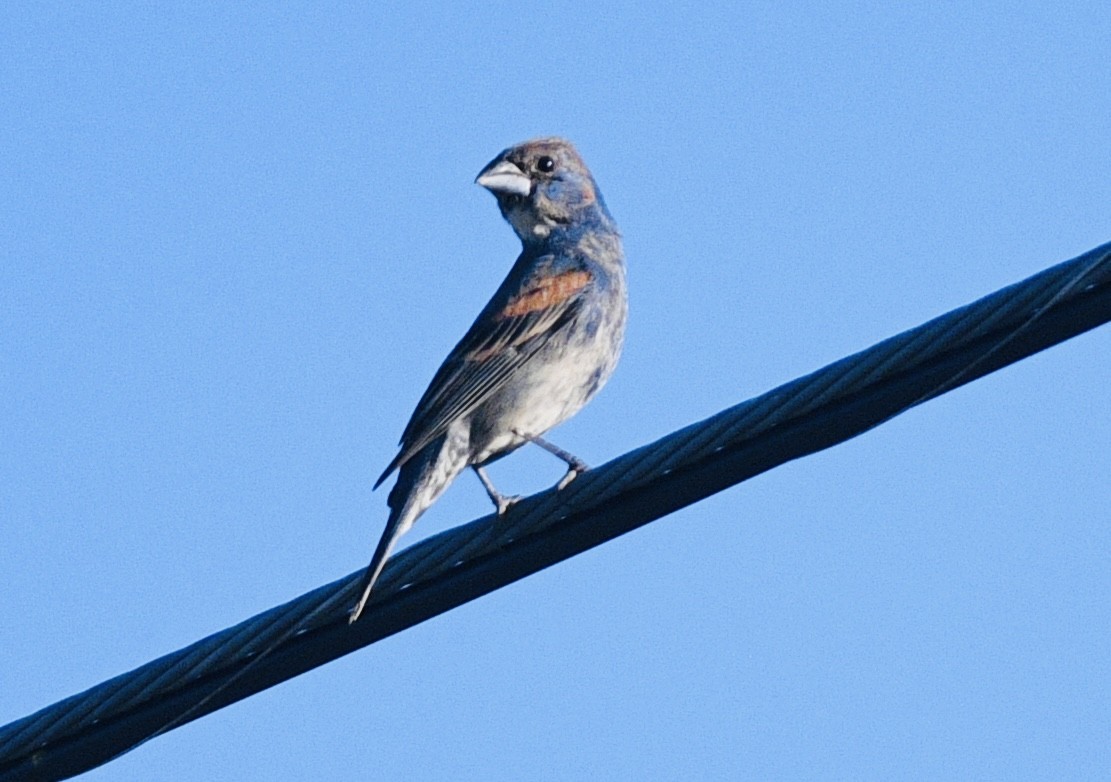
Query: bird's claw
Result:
<box><xmin>557</xmin><ymin>465</ymin><xmax>587</xmax><ymax>490</ymax></box>
<box><xmin>494</xmin><ymin>494</ymin><xmax>522</xmax><ymax>516</ymax></box>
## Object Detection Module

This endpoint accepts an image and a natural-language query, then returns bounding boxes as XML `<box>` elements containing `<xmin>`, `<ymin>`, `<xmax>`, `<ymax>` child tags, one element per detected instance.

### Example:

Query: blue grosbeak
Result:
<box><xmin>350</xmin><ymin>138</ymin><xmax>627</xmax><ymax>622</ymax></box>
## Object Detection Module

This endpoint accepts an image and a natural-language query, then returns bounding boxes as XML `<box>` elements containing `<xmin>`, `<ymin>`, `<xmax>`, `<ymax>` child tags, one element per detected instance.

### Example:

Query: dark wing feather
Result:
<box><xmin>375</xmin><ymin>256</ymin><xmax>592</xmax><ymax>487</ymax></box>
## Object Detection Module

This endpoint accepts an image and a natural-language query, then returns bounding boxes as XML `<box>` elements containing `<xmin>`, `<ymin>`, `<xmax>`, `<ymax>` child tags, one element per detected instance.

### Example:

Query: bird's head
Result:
<box><xmin>476</xmin><ymin>138</ymin><xmax>614</xmax><ymax>243</ymax></box>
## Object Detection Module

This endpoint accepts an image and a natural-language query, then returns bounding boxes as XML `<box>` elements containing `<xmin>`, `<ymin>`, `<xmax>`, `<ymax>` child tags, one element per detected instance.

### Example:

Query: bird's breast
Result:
<box><xmin>469</xmin><ymin>282</ymin><xmax>626</xmax><ymax>465</ymax></box>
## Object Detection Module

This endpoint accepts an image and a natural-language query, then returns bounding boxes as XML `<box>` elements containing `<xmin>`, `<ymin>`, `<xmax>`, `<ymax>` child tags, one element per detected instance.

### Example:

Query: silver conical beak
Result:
<box><xmin>475</xmin><ymin>160</ymin><xmax>531</xmax><ymax>197</ymax></box>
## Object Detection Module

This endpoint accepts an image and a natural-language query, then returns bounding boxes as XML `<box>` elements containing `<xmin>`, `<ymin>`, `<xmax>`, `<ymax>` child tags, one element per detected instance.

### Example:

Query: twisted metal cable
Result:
<box><xmin>2</xmin><ymin>240</ymin><xmax>1110</xmax><ymax>781</ymax></box>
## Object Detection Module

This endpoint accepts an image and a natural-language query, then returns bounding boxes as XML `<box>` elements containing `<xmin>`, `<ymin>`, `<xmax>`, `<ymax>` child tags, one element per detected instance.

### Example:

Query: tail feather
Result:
<box><xmin>348</xmin><ymin>505</ymin><xmax>408</xmax><ymax>623</ymax></box>
<box><xmin>349</xmin><ymin>429</ymin><xmax>467</xmax><ymax>623</ymax></box>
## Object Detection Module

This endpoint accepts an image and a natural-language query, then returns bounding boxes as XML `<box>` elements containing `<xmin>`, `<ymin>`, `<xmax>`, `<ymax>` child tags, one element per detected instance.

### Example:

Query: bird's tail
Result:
<box><xmin>349</xmin><ymin>431</ymin><xmax>466</xmax><ymax>623</ymax></box>
<box><xmin>348</xmin><ymin>502</ymin><xmax>411</xmax><ymax>623</ymax></box>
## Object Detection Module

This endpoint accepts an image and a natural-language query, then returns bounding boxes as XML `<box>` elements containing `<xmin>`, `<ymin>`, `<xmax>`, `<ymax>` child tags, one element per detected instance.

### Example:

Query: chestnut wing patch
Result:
<box><xmin>500</xmin><ymin>270</ymin><xmax>592</xmax><ymax>319</ymax></box>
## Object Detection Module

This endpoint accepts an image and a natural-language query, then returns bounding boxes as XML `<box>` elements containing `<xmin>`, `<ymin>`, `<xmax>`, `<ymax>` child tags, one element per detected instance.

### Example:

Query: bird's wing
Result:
<box><xmin>375</xmin><ymin>255</ymin><xmax>593</xmax><ymax>487</ymax></box>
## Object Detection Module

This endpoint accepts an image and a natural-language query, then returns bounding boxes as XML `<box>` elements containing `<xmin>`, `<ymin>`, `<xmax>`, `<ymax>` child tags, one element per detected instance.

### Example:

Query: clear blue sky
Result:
<box><xmin>3</xmin><ymin>3</ymin><xmax>1110</xmax><ymax>780</ymax></box>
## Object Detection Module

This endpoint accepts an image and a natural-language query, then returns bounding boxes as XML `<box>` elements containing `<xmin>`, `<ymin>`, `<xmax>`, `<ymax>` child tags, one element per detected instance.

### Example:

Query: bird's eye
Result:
<box><xmin>537</xmin><ymin>156</ymin><xmax>555</xmax><ymax>173</ymax></box>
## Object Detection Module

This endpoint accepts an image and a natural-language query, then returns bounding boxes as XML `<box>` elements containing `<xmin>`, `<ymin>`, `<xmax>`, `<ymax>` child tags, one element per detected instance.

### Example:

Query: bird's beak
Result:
<box><xmin>475</xmin><ymin>159</ymin><xmax>531</xmax><ymax>197</ymax></box>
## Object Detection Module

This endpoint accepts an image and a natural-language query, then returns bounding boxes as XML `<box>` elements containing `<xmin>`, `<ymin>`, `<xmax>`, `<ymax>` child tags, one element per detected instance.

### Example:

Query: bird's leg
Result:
<box><xmin>473</xmin><ymin>465</ymin><xmax>521</xmax><ymax>516</ymax></box>
<box><xmin>515</xmin><ymin>431</ymin><xmax>589</xmax><ymax>490</ymax></box>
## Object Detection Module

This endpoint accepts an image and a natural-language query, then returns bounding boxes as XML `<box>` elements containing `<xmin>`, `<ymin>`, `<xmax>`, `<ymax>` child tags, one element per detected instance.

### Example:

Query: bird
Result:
<box><xmin>348</xmin><ymin>138</ymin><xmax>627</xmax><ymax>623</ymax></box>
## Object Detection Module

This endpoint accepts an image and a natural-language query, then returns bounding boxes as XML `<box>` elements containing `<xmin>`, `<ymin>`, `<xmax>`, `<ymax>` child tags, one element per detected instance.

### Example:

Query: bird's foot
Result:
<box><xmin>515</xmin><ymin>431</ymin><xmax>590</xmax><ymax>484</ymax></box>
<box><xmin>493</xmin><ymin>492</ymin><xmax>522</xmax><ymax>516</ymax></box>
<box><xmin>557</xmin><ymin>463</ymin><xmax>588</xmax><ymax>490</ymax></box>
<box><xmin>488</xmin><ymin>491</ymin><xmax>523</xmax><ymax>546</ymax></box>
<box><xmin>473</xmin><ymin>465</ymin><xmax>521</xmax><ymax>517</ymax></box>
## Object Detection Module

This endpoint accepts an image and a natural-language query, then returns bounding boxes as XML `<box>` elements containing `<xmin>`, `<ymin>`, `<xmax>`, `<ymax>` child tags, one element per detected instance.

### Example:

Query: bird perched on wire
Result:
<box><xmin>349</xmin><ymin>138</ymin><xmax>627</xmax><ymax>623</ymax></box>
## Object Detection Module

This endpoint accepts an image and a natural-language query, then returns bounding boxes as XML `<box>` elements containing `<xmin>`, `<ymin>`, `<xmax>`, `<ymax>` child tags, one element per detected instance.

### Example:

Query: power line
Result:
<box><xmin>2</xmin><ymin>240</ymin><xmax>1109</xmax><ymax>782</ymax></box>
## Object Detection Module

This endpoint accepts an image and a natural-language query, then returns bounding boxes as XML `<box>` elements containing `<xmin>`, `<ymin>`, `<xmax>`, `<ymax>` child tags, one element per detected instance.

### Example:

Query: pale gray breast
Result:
<box><xmin>467</xmin><ymin>267</ymin><xmax>627</xmax><ymax>464</ymax></box>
